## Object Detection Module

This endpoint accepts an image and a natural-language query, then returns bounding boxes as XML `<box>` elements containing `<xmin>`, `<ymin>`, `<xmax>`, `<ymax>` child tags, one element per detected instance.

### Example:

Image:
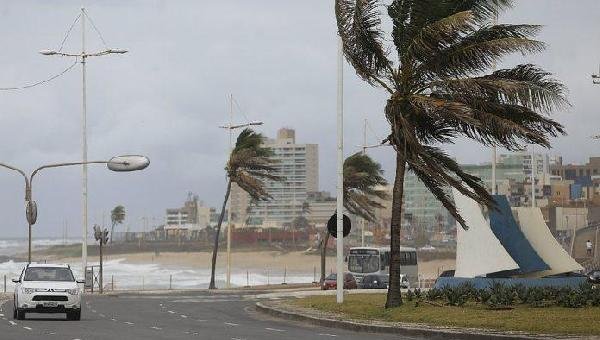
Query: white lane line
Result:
<box><xmin>23</xmin><ymin>326</ymin><xmax>32</xmax><ymax>331</ymax></box>
<box><xmin>0</xmin><ymin>313</ymin><xmax>4</xmax><ymax>316</ymax></box>
<box><xmin>231</xmin><ymin>338</ymin><xmax>247</xmax><ymax>340</ymax></box>
<box><xmin>180</xmin><ymin>315</ymin><xmax>187</xmax><ymax>318</ymax></box>
<box><xmin>265</xmin><ymin>327</ymin><xmax>285</xmax><ymax>332</ymax></box>
<box><xmin>196</xmin><ymin>319</ymin><xmax>207</xmax><ymax>322</ymax></box>
<box><xmin>124</xmin><ymin>321</ymin><xmax>134</xmax><ymax>325</ymax></box>
<box><xmin>150</xmin><ymin>326</ymin><xmax>162</xmax><ymax>330</ymax></box>
<box><xmin>9</xmin><ymin>321</ymin><xmax>17</xmax><ymax>326</ymax></box>
<box><xmin>224</xmin><ymin>322</ymin><xmax>239</xmax><ymax>326</ymax></box>
<box><xmin>99</xmin><ymin>313</ymin><xmax>105</xmax><ymax>318</ymax></box>
<box><xmin>91</xmin><ymin>309</ymin><xmax>97</xmax><ymax>313</ymax></box>
<box><xmin>168</xmin><ymin>310</ymin><xmax>175</xmax><ymax>314</ymax></box>
<box><xmin>111</xmin><ymin>318</ymin><xmax>117</xmax><ymax>322</ymax></box>
<box><xmin>319</xmin><ymin>334</ymin><xmax>338</xmax><ymax>337</ymax></box>
<box><xmin>1</xmin><ymin>317</ymin><xmax>6</xmax><ymax>320</ymax></box>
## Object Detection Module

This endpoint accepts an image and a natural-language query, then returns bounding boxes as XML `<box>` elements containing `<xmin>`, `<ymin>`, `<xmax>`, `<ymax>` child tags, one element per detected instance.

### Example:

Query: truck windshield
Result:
<box><xmin>348</xmin><ymin>255</ymin><xmax>379</xmax><ymax>273</ymax></box>
<box><xmin>23</xmin><ymin>267</ymin><xmax>74</xmax><ymax>282</ymax></box>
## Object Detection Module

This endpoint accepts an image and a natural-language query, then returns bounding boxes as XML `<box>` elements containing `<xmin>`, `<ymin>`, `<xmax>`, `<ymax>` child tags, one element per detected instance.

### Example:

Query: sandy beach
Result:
<box><xmin>54</xmin><ymin>251</ymin><xmax>455</xmax><ymax>279</ymax></box>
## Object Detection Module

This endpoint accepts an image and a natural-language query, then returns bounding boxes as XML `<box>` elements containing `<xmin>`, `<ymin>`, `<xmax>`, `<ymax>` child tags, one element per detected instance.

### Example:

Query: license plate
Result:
<box><xmin>43</xmin><ymin>302</ymin><xmax>58</xmax><ymax>308</ymax></box>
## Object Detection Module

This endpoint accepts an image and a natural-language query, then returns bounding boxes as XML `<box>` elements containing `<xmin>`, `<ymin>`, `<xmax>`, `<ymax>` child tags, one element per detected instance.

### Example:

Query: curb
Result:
<box><xmin>255</xmin><ymin>301</ymin><xmax>580</xmax><ymax>340</ymax></box>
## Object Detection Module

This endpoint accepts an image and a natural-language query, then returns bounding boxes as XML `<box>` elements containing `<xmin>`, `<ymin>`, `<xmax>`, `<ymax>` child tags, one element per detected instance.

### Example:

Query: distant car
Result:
<box><xmin>359</xmin><ymin>274</ymin><xmax>388</xmax><ymax>289</ymax></box>
<box><xmin>399</xmin><ymin>274</ymin><xmax>410</xmax><ymax>289</ymax></box>
<box><xmin>13</xmin><ymin>264</ymin><xmax>83</xmax><ymax>320</ymax></box>
<box><xmin>588</xmin><ymin>270</ymin><xmax>600</xmax><ymax>284</ymax></box>
<box><xmin>321</xmin><ymin>273</ymin><xmax>358</xmax><ymax>290</ymax></box>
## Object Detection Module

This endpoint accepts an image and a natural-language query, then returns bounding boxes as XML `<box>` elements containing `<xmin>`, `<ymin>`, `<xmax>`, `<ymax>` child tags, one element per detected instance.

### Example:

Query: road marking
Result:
<box><xmin>91</xmin><ymin>309</ymin><xmax>96</xmax><ymax>313</ymax></box>
<box><xmin>124</xmin><ymin>321</ymin><xmax>134</xmax><ymax>325</ymax></box>
<box><xmin>180</xmin><ymin>315</ymin><xmax>187</xmax><ymax>318</ymax></box>
<box><xmin>168</xmin><ymin>310</ymin><xmax>175</xmax><ymax>314</ymax></box>
<box><xmin>1</xmin><ymin>317</ymin><xmax>6</xmax><ymax>320</ymax></box>
<box><xmin>23</xmin><ymin>326</ymin><xmax>32</xmax><ymax>331</ymax></box>
<box><xmin>265</xmin><ymin>327</ymin><xmax>285</xmax><ymax>332</ymax></box>
<box><xmin>9</xmin><ymin>321</ymin><xmax>17</xmax><ymax>326</ymax></box>
<box><xmin>196</xmin><ymin>319</ymin><xmax>207</xmax><ymax>322</ymax></box>
<box><xmin>150</xmin><ymin>326</ymin><xmax>162</xmax><ymax>330</ymax></box>
<box><xmin>319</xmin><ymin>334</ymin><xmax>338</xmax><ymax>337</ymax></box>
<box><xmin>224</xmin><ymin>322</ymin><xmax>239</xmax><ymax>326</ymax></box>
<box><xmin>111</xmin><ymin>318</ymin><xmax>117</xmax><ymax>322</ymax></box>
<box><xmin>0</xmin><ymin>313</ymin><xmax>4</xmax><ymax>316</ymax></box>
<box><xmin>99</xmin><ymin>313</ymin><xmax>105</xmax><ymax>318</ymax></box>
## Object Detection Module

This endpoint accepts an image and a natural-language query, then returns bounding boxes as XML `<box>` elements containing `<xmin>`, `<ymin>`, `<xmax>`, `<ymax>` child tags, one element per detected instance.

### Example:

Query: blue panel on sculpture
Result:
<box><xmin>489</xmin><ymin>195</ymin><xmax>550</xmax><ymax>274</ymax></box>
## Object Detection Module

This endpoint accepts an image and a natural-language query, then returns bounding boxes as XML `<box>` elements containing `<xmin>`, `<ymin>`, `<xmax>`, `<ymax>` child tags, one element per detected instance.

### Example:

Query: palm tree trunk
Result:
<box><xmin>320</xmin><ymin>231</ymin><xmax>330</xmax><ymax>284</ymax></box>
<box><xmin>386</xmin><ymin>151</ymin><xmax>406</xmax><ymax>308</ymax></box>
<box><xmin>209</xmin><ymin>180</ymin><xmax>232</xmax><ymax>290</ymax></box>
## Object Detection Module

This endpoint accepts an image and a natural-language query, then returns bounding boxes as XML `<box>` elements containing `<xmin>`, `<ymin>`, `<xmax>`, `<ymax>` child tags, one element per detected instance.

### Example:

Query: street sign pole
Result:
<box><xmin>336</xmin><ymin>37</ymin><xmax>344</xmax><ymax>304</ymax></box>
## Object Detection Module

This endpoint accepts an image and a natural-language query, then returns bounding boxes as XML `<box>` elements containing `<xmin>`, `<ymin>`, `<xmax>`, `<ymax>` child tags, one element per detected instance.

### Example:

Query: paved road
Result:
<box><xmin>0</xmin><ymin>290</ymin><xmax>430</xmax><ymax>340</ymax></box>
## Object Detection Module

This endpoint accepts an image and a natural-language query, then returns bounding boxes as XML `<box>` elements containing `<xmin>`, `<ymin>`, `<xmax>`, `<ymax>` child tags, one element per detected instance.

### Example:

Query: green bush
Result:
<box><xmin>486</xmin><ymin>282</ymin><xmax>517</xmax><ymax>307</ymax></box>
<box><xmin>557</xmin><ymin>288</ymin><xmax>586</xmax><ymax>308</ymax></box>
<box><xmin>406</xmin><ymin>289</ymin><xmax>415</xmax><ymax>301</ymax></box>
<box><xmin>426</xmin><ymin>287</ymin><xmax>444</xmax><ymax>301</ymax></box>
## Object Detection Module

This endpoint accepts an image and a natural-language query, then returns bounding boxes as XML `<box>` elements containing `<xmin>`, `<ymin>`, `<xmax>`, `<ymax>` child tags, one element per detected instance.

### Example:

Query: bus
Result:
<box><xmin>347</xmin><ymin>246</ymin><xmax>418</xmax><ymax>285</ymax></box>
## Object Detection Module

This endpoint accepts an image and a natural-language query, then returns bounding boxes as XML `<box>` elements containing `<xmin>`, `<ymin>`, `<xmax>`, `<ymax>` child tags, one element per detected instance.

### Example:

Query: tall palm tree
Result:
<box><xmin>335</xmin><ymin>0</ymin><xmax>568</xmax><ymax>307</ymax></box>
<box><xmin>209</xmin><ymin>128</ymin><xmax>281</xmax><ymax>289</ymax></box>
<box><xmin>110</xmin><ymin>205</ymin><xmax>125</xmax><ymax>244</ymax></box>
<box><xmin>320</xmin><ymin>153</ymin><xmax>389</xmax><ymax>283</ymax></box>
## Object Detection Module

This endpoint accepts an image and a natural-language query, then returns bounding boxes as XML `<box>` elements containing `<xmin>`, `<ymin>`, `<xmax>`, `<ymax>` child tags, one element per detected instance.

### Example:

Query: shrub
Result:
<box><xmin>486</xmin><ymin>282</ymin><xmax>516</xmax><ymax>307</ymax></box>
<box><xmin>406</xmin><ymin>289</ymin><xmax>415</xmax><ymax>301</ymax></box>
<box><xmin>426</xmin><ymin>287</ymin><xmax>444</xmax><ymax>301</ymax></box>
<box><xmin>556</xmin><ymin>288</ymin><xmax>586</xmax><ymax>308</ymax></box>
<box><xmin>443</xmin><ymin>285</ymin><xmax>470</xmax><ymax>306</ymax></box>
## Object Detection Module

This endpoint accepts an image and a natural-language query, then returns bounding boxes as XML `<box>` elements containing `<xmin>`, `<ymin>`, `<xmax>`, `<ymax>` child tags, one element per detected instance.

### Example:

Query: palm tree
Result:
<box><xmin>335</xmin><ymin>0</ymin><xmax>568</xmax><ymax>307</ymax></box>
<box><xmin>209</xmin><ymin>128</ymin><xmax>281</xmax><ymax>289</ymax></box>
<box><xmin>320</xmin><ymin>153</ymin><xmax>389</xmax><ymax>283</ymax></box>
<box><xmin>110</xmin><ymin>205</ymin><xmax>125</xmax><ymax>244</ymax></box>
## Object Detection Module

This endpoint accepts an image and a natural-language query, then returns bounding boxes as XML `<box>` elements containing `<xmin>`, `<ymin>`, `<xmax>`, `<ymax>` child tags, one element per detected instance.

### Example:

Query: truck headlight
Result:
<box><xmin>67</xmin><ymin>288</ymin><xmax>79</xmax><ymax>295</ymax></box>
<box><xmin>21</xmin><ymin>287</ymin><xmax>35</xmax><ymax>294</ymax></box>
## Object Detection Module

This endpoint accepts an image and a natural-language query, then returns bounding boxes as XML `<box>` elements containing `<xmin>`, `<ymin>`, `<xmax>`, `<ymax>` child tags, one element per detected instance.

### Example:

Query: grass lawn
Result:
<box><xmin>292</xmin><ymin>294</ymin><xmax>600</xmax><ymax>336</ymax></box>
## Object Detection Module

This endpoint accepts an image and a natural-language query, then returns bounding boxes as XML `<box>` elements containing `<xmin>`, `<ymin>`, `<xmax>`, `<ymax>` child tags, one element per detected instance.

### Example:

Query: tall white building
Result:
<box><xmin>230</xmin><ymin>128</ymin><xmax>318</xmax><ymax>228</ymax></box>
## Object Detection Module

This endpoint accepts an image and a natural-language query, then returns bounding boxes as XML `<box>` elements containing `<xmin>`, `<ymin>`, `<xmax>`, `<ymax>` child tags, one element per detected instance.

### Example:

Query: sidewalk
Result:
<box><xmin>255</xmin><ymin>299</ymin><xmax>585</xmax><ymax>340</ymax></box>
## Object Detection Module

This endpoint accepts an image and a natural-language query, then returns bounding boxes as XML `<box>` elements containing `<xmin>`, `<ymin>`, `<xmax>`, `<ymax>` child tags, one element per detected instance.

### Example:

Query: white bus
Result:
<box><xmin>348</xmin><ymin>246</ymin><xmax>418</xmax><ymax>285</ymax></box>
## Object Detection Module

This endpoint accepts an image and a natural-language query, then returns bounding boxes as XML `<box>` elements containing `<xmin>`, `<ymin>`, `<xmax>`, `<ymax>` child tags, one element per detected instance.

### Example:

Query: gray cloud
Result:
<box><xmin>0</xmin><ymin>1</ymin><xmax>598</xmax><ymax>238</ymax></box>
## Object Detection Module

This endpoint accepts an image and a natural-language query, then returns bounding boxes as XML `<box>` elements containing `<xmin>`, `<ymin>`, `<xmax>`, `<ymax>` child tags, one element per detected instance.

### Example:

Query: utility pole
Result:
<box><xmin>491</xmin><ymin>9</ymin><xmax>498</xmax><ymax>195</ymax></box>
<box><xmin>217</xmin><ymin>96</ymin><xmax>263</xmax><ymax>289</ymax></box>
<box><xmin>227</xmin><ymin>94</ymin><xmax>233</xmax><ymax>289</ymax></box>
<box><xmin>336</xmin><ymin>37</ymin><xmax>344</xmax><ymax>304</ymax></box>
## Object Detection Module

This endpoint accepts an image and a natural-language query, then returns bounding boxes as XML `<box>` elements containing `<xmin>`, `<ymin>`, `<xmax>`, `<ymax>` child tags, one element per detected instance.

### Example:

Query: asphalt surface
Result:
<box><xmin>0</xmin><ymin>290</ymin><xmax>427</xmax><ymax>340</ymax></box>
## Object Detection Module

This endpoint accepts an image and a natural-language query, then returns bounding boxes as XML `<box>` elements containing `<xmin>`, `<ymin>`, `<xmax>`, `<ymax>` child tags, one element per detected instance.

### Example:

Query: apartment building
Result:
<box><xmin>229</xmin><ymin>128</ymin><xmax>319</xmax><ymax>228</ymax></box>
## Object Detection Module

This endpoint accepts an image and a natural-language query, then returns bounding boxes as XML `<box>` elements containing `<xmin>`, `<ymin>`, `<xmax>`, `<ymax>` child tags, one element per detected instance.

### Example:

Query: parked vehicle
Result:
<box><xmin>347</xmin><ymin>246</ymin><xmax>418</xmax><ymax>285</ymax></box>
<box><xmin>321</xmin><ymin>273</ymin><xmax>357</xmax><ymax>290</ymax></box>
<box><xmin>399</xmin><ymin>274</ymin><xmax>410</xmax><ymax>289</ymax></box>
<box><xmin>13</xmin><ymin>264</ymin><xmax>83</xmax><ymax>320</ymax></box>
<box><xmin>588</xmin><ymin>269</ymin><xmax>600</xmax><ymax>284</ymax></box>
<box><xmin>359</xmin><ymin>274</ymin><xmax>388</xmax><ymax>289</ymax></box>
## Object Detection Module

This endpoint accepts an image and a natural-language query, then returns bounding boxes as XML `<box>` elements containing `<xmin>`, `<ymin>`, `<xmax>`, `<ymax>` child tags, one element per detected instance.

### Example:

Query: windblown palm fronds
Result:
<box><xmin>335</xmin><ymin>0</ymin><xmax>568</xmax><ymax>307</ymax></box>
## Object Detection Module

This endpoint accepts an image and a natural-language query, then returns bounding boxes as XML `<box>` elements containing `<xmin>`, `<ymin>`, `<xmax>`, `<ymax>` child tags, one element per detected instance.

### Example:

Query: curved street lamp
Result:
<box><xmin>0</xmin><ymin>155</ymin><xmax>149</xmax><ymax>263</ymax></box>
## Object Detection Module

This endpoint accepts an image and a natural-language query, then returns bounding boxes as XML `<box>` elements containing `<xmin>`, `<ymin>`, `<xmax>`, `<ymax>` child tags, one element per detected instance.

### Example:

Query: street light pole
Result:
<box><xmin>81</xmin><ymin>7</ymin><xmax>89</xmax><ymax>276</ymax></box>
<box><xmin>40</xmin><ymin>7</ymin><xmax>129</xmax><ymax>274</ymax></box>
<box><xmin>0</xmin><ymin>156</ymin><xmax>149</xmax><ymax>264</ymax></box>
<box><xmin>336</xmin><ymin>37</ymin><xmax>344</xmax><ymax>304</ymax></box>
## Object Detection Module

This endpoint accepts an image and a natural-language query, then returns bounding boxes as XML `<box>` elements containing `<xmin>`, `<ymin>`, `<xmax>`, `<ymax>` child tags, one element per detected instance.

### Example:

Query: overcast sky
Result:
<box><xmin>0</xmin><ymin>1</ymin><xmax>599</xmax><ymax>238</ymax></box>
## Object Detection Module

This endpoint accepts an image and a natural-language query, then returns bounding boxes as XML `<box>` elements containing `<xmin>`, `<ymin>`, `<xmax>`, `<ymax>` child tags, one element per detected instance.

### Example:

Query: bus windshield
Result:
<box><xmin>348</xmin><ymin>254</ymin><xmax>380</xmax><ymax>273</ymax></box>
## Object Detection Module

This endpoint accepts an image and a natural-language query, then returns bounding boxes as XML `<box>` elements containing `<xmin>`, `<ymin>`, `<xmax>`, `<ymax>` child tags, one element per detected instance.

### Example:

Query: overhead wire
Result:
<box><xmin>58</xmin><ymin>12</ymin><xmax>81</xmax><ymax>52</ymax></box>
<box><xmin>0</xmin><ymin>11</ymin><xmax>82</xmax><ymax>91</ymax></box>
<box><xmin>83</xmin><ymin>10</ymin><xmax>109</xmax><ymax>50</ymax></box>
